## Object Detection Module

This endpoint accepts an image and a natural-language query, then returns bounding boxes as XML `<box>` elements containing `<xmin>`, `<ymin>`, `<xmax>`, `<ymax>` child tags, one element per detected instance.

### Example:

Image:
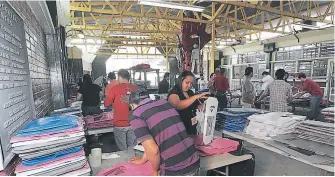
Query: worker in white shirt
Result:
<box><xmin>259</xmin><ymin>71</ymin><xmax>274</xmax><ymax>97</ymax></box>
<box><xmin>197</xmin><ymin>73</ymin><xmax>208</xmax><ymax>91</ymax></box>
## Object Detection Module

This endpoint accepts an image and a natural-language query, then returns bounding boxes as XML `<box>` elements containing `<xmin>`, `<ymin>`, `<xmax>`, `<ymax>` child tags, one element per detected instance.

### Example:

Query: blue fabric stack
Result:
<box><xmin>216</xmin><ymin>108</ymin><xmax>263</xmax><ymax>132</ymax></box>
<box><xmin>10</xmin><ymin>115</ymin><xmax>90</xmax><ymax>176</ymax></box>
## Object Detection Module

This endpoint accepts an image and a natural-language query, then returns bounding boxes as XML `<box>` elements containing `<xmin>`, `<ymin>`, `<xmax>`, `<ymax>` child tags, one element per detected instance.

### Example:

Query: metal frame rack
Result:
<box><xmin>271</xmin><ymin>40</ymin><xmax>334</xmax><ymax>103</ymax></box>
<box><xmin>222</xmin><ymin>51</ymin><xmax>267</xmax><ymax>91</ymax></box>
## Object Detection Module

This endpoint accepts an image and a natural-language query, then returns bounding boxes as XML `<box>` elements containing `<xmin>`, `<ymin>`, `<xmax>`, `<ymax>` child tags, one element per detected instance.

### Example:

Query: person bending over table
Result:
<box><xmin>293</xmin><ymin>73</ymin><xmax>325</xmax><ymax>121</ymax></box>
<box><xmin>104</xmin><ymin>69</ymin><xmax>137</xmax><ymax>150</ymax></box>
<box><xmin>256</xmin><ymin>69</ymin><xmax>293</xmax><ymax>112</ymax></box>
<box><xmin>168</xmin><ymin>71</ymin><xmax>209</xmax><ymax>135</ymax></box>
<box><xmin>128</xmin><ymin>90</ymin><xmax>200</xmax><ymax>176</ymax></box>
<box><xmin>77</xmin><ymin>74</ymin><xmax>102</xmax><ymax>116</ymax></box>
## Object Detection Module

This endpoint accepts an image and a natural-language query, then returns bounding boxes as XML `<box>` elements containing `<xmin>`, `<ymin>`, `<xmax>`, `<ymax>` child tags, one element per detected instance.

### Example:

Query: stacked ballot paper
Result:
<box><xmin>245</xmin><ymin>112</ymin><xmax>305</xmax><ymax>140</ymax></box>
<box><xmin>294</xmin><ymin>120</ymin><xmax>334</xmax><ymax>146</ymax></box>
<box><xmin>10</xmin><ymin>115</ymin><xmax>90</xmax><ymax>176</ymax></box>
<box><xmin>321</xmin><ymin>107</ymin><xmax>335</xmax><ymax>122</ymax></box>
<box><xmin>51</xmin><ymin>107</ymin><xmax>82</xmax><ymax>116</ymax></box>
<box><xmin>84</xmin><ymin>112</ymin><xmax>113</xmax><ymax>129</ymax></box>
<box><xmin>216</xmin><ymin>108</ymin><xmax>263</xmax><ymax>132</ymax></box>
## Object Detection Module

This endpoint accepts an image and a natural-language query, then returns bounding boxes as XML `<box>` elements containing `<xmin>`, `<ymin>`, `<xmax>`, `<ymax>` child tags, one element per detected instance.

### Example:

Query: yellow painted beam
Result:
<box><xmin>211</xmin><ymin>2</ymin><xmax>215</xmax><ymax>73</ymax></box>
<box><xmin>71</xmin><ymin>25</ymin><xmax>176</xmax><ymax>34</ymax></box>
<box><xmin>70</xmin><ymin>6</ymin><xmax>214</xmax><ymax>24</ymax></box>
<box><xmin>70</xmin><ymin>35</ymin><xmax>178</xmax><ymax>43</ymax></box>
<box><xmin>218</xmin><ymin>0</ymin><xmax>334</xmax><ymax>24</ymax></box>
<box><xmin>210</xmin><ymin>3</ymin><xmax>226</xmax><ymax>21</ymax></box>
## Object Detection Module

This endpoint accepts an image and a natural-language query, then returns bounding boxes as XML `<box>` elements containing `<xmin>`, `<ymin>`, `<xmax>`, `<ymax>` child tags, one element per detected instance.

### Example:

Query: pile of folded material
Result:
<box><xmin>294</xmin><ymin>120</ymin><xmax>334</xmax><ymax>146</ymax></box>
<box><xmin>97</xmin><ymin>162</ymin><xmax>152</xmax><ymax>176</ymax></box>
<box><xmin>84</xmin><ymin>112</ymin><xmax>113</xmax><ymax>129</ymax></box>
<box><xmin>321</xmin><ymin>107</ymin><xmax>335</xmax><ymax>122</ymax></box>
<box><xmin>192</xmin><ymin>136</ymin><xmax>239</xmax><ymax>156</ymax></box>
<box><xmin>245</xmin><ymin>112</ymin><xmax>305</xmax><ymax>140</ymax></box>
<box><xmin>10</xmin><ymin>115</ymin><xmax>90</xmax><ymax>176</ymax></box>
<box><xmin>216</xmin><ymin>108</ymin><xmax>263</xmax><ymax>132</ymax></box>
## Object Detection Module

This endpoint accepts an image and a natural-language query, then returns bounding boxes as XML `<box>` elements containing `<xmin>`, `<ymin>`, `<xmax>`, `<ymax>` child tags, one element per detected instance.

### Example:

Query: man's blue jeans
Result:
<box><xmin>307</xmin><ymin>96</ymin><xmax>324</xmax><ymax>121</ymax></box>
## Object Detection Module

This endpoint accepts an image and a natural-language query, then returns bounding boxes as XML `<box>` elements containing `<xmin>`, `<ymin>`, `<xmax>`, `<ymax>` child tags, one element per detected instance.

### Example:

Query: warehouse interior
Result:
<box><xmin>0</xmin><ymin>0</ymin><xmax>334</xmax><ymax>176</ymax></box>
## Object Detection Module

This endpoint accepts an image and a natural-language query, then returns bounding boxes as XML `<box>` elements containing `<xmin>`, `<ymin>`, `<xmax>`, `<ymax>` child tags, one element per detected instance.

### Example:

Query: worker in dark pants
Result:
<box><xmin>213</xmin><ymin>68</ymin><xmax>232</xmax><ymax>110</ymax></box>
<box><xmin>158</xmin><ymin>72</ymin><xmax>170</xmax><ymax>94</ymax></box>
<box><xmin>293</xmin><ymin>73</ymin><xmax>325</xmax><ymax>121</ymax></box>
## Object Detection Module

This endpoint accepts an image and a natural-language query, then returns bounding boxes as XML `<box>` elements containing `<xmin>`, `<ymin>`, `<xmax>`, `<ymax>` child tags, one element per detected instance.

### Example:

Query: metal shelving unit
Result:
<box><xmin>222</xmin><ymin>51</ymin><xmax>267</xmax><ymax>90</ymax></box>
<box><xmin>271</xmin><ymin>40</ymin><xmax>334</xmax><ymax>103</ymax></box>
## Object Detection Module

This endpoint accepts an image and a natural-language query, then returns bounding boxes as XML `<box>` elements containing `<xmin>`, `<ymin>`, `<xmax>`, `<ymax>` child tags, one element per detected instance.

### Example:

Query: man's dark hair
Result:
<box><xmin>200</xmin><ymin>73</ymin><xmax>203</xmax><ymax>77</ymax></box>
<box><xmin>275</xmin><ymin>69</ymin><xmax>286</xmax><ymax>80</ymax></box>
<box><xmin>163</xmin><ymin>72</ymin><xmax>170</xmax><ymax>79</ymax></box>
<box><xmin>108</xmin><ymin>72</ymin><xmax>116</xmax><ymax>80</ymax></box>
<box><xmin>298</xmin><ymin>73</ymin><xmax>307</xmax><ymax>79</ymax></box>
<box><xmin>118</xmin><ymin>69</ymin><xmax>130</xmax><ymax>80</ymax></box>
<box><xmin>129</xmin><ymin>90</ymin><xmax>149</xmax><ymax>105</ymax></box>
<box><xmin>220</xmin><ymin>68</ymin><xmax>225</xmax><ymax>74</ymax></box>
<box><xmin>245</xmin><ymin>67</ymin><xmax>253</xmax><ymax>76</ymax></box>
<box><xmin>262</xmin><ymin>71</ymin><xmax>269</xmax><ymax>76</ymax></box>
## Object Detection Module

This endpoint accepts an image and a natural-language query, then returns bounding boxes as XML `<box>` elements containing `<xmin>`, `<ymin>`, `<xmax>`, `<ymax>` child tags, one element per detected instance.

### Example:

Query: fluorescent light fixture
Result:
<box><xmin>110</xmin><ymin>34</ymin><xmax>149</xmax><ymax>38</ymax></box>
<box><xmin>139</xmin><ymin>0</ymin><xmax>205</xmax><ymax>12</ymax></box>
<box><xmin>99</xmin><ymin>47</ymin><xmax>127</xmax><ymax>50</ymax></box>
<box><xmin>293</xmin><ymin>23</ymin><xmax>320</xmax><ymax>30</ymax></box>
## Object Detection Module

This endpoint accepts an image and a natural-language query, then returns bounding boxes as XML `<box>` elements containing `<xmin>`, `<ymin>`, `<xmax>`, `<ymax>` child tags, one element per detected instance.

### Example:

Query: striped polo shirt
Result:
<box><xmin>130</xmin><ymin>98</ymin><xmax>200</xmax><ymax>175</ymax></box>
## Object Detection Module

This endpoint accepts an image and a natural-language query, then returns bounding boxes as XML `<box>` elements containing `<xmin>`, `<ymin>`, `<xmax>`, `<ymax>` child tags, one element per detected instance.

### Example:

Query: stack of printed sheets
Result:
<box><xmin>321</xmin><ymin>107</ymin><xmax>335</xmax><ymax>122</ymax></box>
<box><xmin>192</xmin><ymin>136</ymin><xmax>239</xmax><ymax>156</ymax></box>
<box><xmin>10</xmin><ymin>115</ymin><xmax>90</xmax><ymax>176</ymax></box>
<box><xmin>216</xmin><ymin>108</ymin><xmax>263</xmax><ymax>132</ymax></box>
<box><xmin>51</xmin><ymin>107</ymin><xmax>82</xmax><ymax>116</ymax></box>
<box><xmin>97</xmin><ymin>162</ymin><xmax>153</xmax><ymax>176</ymax></box>
<box><xmin>245</xmin><ymin>112</ymin><xmax>305</xmax><ymax>140</ymax></box>
<box><xmin>84</xmin><ymin>112</ymin><xmax>113</xmax><ymax>129</ymax></box>
<box><xmin>294</xmin><ymin>120</ymin><xmax>334</xmax><ymax>146</ymax></box>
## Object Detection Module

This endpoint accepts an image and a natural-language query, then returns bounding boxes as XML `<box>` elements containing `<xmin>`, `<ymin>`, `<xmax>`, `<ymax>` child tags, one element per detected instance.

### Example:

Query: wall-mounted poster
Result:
<box><xmin>0</xmin><ymin>2</ymin><xmax>34</xmax><ymax>170</ymax></box>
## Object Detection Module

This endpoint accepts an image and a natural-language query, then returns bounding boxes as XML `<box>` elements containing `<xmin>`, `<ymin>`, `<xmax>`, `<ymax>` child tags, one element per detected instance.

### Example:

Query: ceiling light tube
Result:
<box><xmin>139</xmin><ymin>0</ymin><xmax>205</xmax><ymax>12</ymax></box>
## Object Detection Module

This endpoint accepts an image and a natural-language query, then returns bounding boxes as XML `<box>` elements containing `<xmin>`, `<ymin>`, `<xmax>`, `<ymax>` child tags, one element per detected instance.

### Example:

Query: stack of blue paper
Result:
<box><xmin>10</xmin><ymin>115</ymin><xmax>90</xmax><ymax>176</ymax></box>
<box><xmin>216</xmin><ymin>108</ymin><xmax>262</xmax><ymax>132</ymax></box>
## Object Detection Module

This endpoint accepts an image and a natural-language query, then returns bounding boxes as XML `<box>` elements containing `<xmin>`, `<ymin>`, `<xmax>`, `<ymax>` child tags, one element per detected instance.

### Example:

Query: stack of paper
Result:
<box><xmin>51</xmin><ymin>107</ymin><xmax>82</xmax><ymax>116</ymax></box>
<box><xmin>294</xmin><ymin>120</ymin><xmax>334</xmax><ymax>146</ymax></box>
<box><xmin>84</xmin><ymin>112</ymin><xmax>113</xmax><ymax>129</ymax></box>
<box><xmin>192</xmin><ymin>136</ymin><xmax>239</xmax><ymax>156</ymax></box>
<box><xmin>10</xmin><ymin>115</ymin><xmax>90</xmax><ymax>176</ymax></box>
<box><xmin>216</xmin><ymin>108</ymin><xmax>263</xmax><ymax>132</ymax></box>
<box><xmin>97</xmin><ymin>162</ymin><xmax>152</xmax><ymax>176</ymax></box>
<box><xmin>321</xmin><ymin>107</ymin><xmax>335</xmax><ymax>122</ymax></box>
<box><xmin>245</xmin><ymin>112</ymin><xmax>305</xmax><ymax>140</ymax></box>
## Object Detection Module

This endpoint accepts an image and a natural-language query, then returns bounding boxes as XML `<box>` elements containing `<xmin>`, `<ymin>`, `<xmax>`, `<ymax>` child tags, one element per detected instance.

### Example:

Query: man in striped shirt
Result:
<box><xmin>128</xmin><ymin>91</ymin><xmax>200</xmax><ymax>176</ymax></box>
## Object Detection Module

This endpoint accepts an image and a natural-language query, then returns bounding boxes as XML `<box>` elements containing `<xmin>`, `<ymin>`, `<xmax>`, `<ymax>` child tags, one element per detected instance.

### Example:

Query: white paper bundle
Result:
<box><xmin>245</xmin><ymin>112</ymin><xmax>305</xmax><ymax>140</ymax></box>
